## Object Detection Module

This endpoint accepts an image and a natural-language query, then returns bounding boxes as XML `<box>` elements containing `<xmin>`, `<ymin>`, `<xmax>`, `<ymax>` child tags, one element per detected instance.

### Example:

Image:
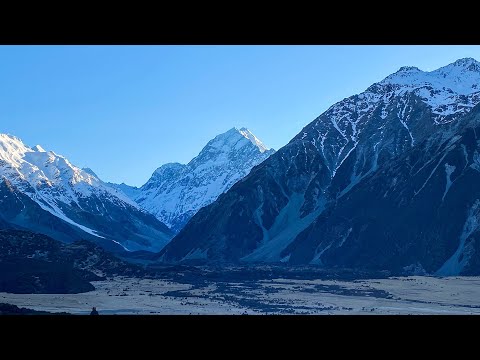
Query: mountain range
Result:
<box><xmin>0</xmin><ymin>127</ymin><xmax>273</xmax><ymax>252</ymax></box>
<box><xmin>2</xmin><ymin>57</ymin><xmax>480</xmax><ymax>277</ymax></box>
<box><xmin>0</xmin><ymin>135</ymin><xmax>172</xmax><ymax>252</ymax></box>
<box><xmin>157</xmin><ymin>58</ymin><xmax>480</xmax><ymax>275</ymax></box>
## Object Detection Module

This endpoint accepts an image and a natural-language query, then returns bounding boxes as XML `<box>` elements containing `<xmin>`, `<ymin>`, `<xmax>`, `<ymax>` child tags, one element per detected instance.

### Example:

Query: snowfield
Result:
<box><xmin>2</xmin><ymin>275</ymin><xmax>480</xmax><ymax>315</ymax></box>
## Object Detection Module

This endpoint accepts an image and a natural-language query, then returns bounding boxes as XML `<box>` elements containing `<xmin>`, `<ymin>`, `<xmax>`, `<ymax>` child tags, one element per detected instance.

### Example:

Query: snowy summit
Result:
<box><xmin>110</xmin><ymin>127</ymin><xmax>275</xmax><ymax>233</ymax></box>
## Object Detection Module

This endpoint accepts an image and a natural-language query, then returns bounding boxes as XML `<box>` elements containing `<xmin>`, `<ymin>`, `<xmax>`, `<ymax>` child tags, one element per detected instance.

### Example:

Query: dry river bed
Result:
<box><xmin>1</xmin><ymin>275</ymin><xmax>480</xmax><ymax>314</ymax></box>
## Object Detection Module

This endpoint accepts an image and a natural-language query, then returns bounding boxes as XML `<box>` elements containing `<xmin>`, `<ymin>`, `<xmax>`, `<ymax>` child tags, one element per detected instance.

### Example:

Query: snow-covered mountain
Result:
<box><xmin>157</xmin><ymin>58</ymin><xmax>480</xmax><ymax>275</ymax></box>
<box><xmin>111</xmin><ymin>127</ymin><xmax>275</xmax><ymax>233</ymax></box>
<box><xmin>293</xmin><ymin>57</ymin><xmax>480</xmax><ymax>180</ymax></box>
<box><xmin>0</xmin><ymin>134</ymin><xmax>172</xmax><ymax>252</ymax></box>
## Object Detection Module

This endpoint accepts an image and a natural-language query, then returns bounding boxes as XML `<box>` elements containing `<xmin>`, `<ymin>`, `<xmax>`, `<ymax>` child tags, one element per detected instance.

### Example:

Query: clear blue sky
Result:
<box><xmin>1</xmin><ymin>45</ymin><xmax>479</xmax><ymax>186</ymax></box>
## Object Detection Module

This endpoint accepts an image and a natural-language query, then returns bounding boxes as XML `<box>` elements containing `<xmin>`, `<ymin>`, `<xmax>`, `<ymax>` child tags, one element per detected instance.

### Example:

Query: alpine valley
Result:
<box><xmin>3</xmin><ymin>57</ymin><xmax>480</xmax><ymax>315</ymax></box>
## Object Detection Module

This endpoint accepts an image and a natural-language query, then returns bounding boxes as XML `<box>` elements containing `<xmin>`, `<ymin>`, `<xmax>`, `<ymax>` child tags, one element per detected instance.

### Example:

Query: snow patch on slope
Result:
<box><xmin>36</xmin><ymin>200</ymin><xmax>106</xmax><ymax>239</ymax></box>
<box><xmin>241</xmin><ymin>193</ymin><xmax>325</xmax><ymax>262</ymax></box>
<box><xmin>442</xmin><ymin>163</ymin><xmax>456</xmax><ymax>202</ymax></box>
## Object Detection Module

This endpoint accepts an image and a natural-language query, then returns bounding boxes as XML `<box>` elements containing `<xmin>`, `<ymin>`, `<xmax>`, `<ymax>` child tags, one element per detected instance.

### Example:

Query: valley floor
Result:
<box><xmin>1</xmin><ymin>274</ymin><xmax>480</xmax><ymax>314</ymax></box>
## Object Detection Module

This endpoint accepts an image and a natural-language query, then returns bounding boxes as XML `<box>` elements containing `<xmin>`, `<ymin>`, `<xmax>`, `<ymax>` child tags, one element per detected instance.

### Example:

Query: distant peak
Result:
<box><xmin>435</xmin><ymin>57</ymin><xmax>480</xmax><ymax>74</ymax></box>
<box><xmin>452</xmin><ymin>57</ymin><xmax>480</xmax><ymax>67</ymax></box>
<box><xmin>397</xmin><ymin>66</ymin><xmax>421</xmax><ymax>73</ymax></box>
<box><xmin>0</xmin><ymin>135</ymin><xmax>51</xmax><ymax>156</ymax></box>
<box><xmin>32</xmin><ymin>145</ymin><xmax>46</xmax><ymax>152</ymax></box>
<box><xmin>153</xmin><ymin>162</ymin><xmax>185</xmax><ymax>175</ymax></box>
<box><xmin>204</xmin><ymin>127</ymin><xmax>272</xmax><ymax>154</ymax></box>
<box><xmin>377</xmin><ymin>57</ymin><xmax>480</xmax><ymax>96</ymax></box>
<box><xmin>0</xmin><ymin>134</ymin><xmax>32</xmax><ymax>161</ymax></box>
<box><xmin>225</xmin><ymin>127</ymin><xmax>242</xmax><ymax>135</ymax></box>
<box><xmin>0</xmin><ymin>133</ymin><xmax>23</xmax><ymax>144</ymax></box>
<box><xmin>380</xmin><ymin>66</ymin><xmax>425</xmax><ymax>85</ymax></box>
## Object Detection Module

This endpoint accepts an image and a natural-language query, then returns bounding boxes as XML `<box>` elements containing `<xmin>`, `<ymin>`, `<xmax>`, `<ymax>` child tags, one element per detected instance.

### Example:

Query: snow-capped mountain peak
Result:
<box><xmin>298</xmin><ymin>58</ymin><xmax>480</xmax><ymax>179</ymax></box>
<box><xmin>398</xmin><ymin>66</ymin><xmax>421</xmax><ymax>72</ymax></box>
<box><xmin>0</xmin><ymin>133</ymin><xmax>32</xmax><ymax>165</ymax></box>
<box><xmin>111</xmin><ymin>127</ymin><xmax>275</xmax><ymax>233</ymax></box>
<box><xmin>0</xmin><ymin>133</ymin><xmax>172</xmax><ymax>251</ymax></box>
<box><xmin>450</xmin><ymin>57</ymin><xmax>480</xmax><ymax>70</ymax></box>
<box><xmin>0</xmin><ymin>134</ymin><xmax>97</xmax><ymax>189</ymax></box>
<box><xmin>207</xmin><ymin>127</ymin><xmax>270</xmax><ymax>155</ymax></box>
<box><xmin>381</xmin><ymin>58</ymin><xmax>480</xmax><ymax>95</ymax></box>
<box><xmin>0</xmin><ymin>133</ymin><xmax>136</xmax><ymax>202</ymax></box>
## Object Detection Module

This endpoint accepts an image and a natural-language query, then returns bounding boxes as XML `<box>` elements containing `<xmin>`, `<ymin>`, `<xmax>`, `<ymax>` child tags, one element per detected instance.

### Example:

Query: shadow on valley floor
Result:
<box><xmin>0</xmin><ymin>303</ymin><xmax>71</xmax><ymax>315</ymax></box>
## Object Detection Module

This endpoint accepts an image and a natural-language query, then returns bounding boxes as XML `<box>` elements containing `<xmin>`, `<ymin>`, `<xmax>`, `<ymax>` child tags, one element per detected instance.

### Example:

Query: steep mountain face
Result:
<box><xmin>112</xmin><ymin>127</ymin><xmax>275</xmax><ymax>233</ymax></box>
<box><xmin>0</xmin><ymin>178</ymin><xmax>108</xmax><ymax>246</ymax></box>
<box><xmin>157</xmin><ymin>58</ymin><xmax>480</xmax><ymax>275</ymax></box>
<box><xmin>0</xmin><ymin>135</ymin><xmax>172</xmax><ymax>252</ymax></box>
<box><xmin>285</xmin><ymin>105</ymin><xmax>480</xmax><ymax>275</ymax></box>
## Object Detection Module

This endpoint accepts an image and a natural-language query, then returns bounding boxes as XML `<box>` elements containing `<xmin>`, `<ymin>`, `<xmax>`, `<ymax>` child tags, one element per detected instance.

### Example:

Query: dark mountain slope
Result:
<box><xmin>0</xmin><ymin>230</ymin><xmax>149</xmax><ymax>293</ymax></box>
<box><xmin>286</xmin><ymin>104</ymin><xmax>480</xmax><ymax>275</ymax></box>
